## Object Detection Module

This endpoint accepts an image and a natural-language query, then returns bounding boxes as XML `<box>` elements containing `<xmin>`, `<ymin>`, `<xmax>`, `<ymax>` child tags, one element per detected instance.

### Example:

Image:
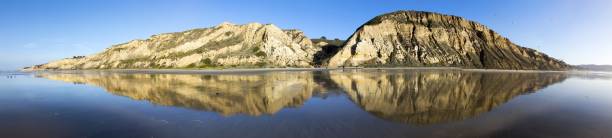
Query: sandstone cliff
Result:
<box><xmin>29</xmin><ymin>22</ymin><xmax>320</xmax><ymax>70</ymax></box>
<box><xmin>328</xmin><ymin>11</ymin><xmax>569</xmax><ymax>70</ymax></box>
<box><xmin>27</xmin><ymin>11</ymin><xmax>570</xmax><ymax>70</ymax></box>
<box><xmin>312</xmin><ymin>38</ymin><xmax>344</xmax><ymax>66</ymax></box>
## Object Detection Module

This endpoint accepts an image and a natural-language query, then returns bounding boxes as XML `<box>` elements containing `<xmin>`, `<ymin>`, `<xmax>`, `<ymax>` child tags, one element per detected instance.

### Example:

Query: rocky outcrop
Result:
<box><xmin>328</xmin><ymin>11</ymin><xmax>569</xmax><ymax>70</ymax></box>
<box><xmin>29</xmin><ymin>22</ymin><xmax>320</xmax><ymax>70</ymax></box>
<box><xmin>312</xmin><ymin>38</ymin><xmax>344</xmax><ymax>66</ymax></box>
<box><xmin>27</xmin><ymin>11</ymin><xmax>570</xmax><ymax>70</ymax></box>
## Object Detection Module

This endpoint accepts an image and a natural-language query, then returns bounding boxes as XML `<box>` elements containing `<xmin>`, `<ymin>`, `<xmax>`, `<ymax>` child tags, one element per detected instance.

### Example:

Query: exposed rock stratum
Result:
<box><xmin>27</xmin><ymin>11</ymin><xmax>569</xmax><ymax>70</ymax></box>
<box><xmin>328</xmin><ymin>11</ymin><xmax>569</xmax><ymax>70</ymax></box>
<box><xmin>29</xmin><ymin>22</ymin><xmax>319</xmax><ymax>70</ymax></box>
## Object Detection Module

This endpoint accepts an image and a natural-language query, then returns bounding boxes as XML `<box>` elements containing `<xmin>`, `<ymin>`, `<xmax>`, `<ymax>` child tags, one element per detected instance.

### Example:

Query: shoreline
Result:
<box><xmin>22</xmin><ymin>67</ymin><xmax>584</xmax><ymax>74</ymax></box>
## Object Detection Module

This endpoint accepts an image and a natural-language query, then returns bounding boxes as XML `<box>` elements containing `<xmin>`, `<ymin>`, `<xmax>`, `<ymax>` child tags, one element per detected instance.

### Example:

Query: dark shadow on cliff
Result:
<box><xmin>312</xmin><ymin>38</ymin><xmax>344</xmax><ymax>67</ymax></box>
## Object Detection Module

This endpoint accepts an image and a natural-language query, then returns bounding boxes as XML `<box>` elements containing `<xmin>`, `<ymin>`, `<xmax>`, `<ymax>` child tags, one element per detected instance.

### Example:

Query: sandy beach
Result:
<box><xmin>22</xmin><ymin>67</ymin><xmax>585</xmax><ymax>74</ymax></box>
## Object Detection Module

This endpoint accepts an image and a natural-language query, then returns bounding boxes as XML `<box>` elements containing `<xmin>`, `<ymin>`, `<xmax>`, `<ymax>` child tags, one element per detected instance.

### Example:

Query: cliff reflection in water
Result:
<box><xmin>36</xmin><ymin>70</ymin><xmax>567</xmax><ymax>125</ymax></box>
<box><xmin>37</xmin><ymin>71</ymin><xmax>336</xmax><ymax>116</ymax></box>
<box><xmin>331</xmin><ymin>70</ymin><xmax>567</xmax><ymax>125</ymax></box>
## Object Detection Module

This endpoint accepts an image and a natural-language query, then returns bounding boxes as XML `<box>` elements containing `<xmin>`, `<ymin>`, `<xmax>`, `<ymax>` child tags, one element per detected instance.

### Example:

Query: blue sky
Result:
<box><xmin>1</xmin><ymin>0</ymin><xmax>611</xmax><ymax>70</ymax></box>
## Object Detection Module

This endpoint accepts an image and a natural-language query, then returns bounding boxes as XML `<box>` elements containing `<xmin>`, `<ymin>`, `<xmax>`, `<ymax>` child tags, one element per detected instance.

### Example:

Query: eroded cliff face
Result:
<box><xmin>328</xmin><ymin>11</ymin><xmax>569</xmax><ymax>70</ymax></box>
<box><xmin>30</xmin><ymin>22</ymin><xmax>320</xmax><ymax>70</ymax></box>
<box><xmin>329</xmin><ymin>70</ymin><xmax>567</xmax><ymax>125</ymax></box>
<box><xmin>37</xmin><ymin>71</ymin><xmax>332</xmax><ymax>116</ymax></box>
<box><xmin>26</xmin><ymin>11</ymin><xmax>569</xmax><ymax>70</ymax></box>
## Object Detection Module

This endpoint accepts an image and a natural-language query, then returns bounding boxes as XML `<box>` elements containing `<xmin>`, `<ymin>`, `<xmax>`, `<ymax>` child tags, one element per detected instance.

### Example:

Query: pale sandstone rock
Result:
<box><xmin>26</xmin><ymin>11</ymin><xmax>570</xmax><ymax>70</ymax></box>
<box><xmin>29</xmin><ymin>22</ymin><xmax>319</xmax><ymax>70</ymax></box>
<box><xmin>328</xmin><ymin>11</ymin><xmax>569</xmax><ymax>70</ymax></box>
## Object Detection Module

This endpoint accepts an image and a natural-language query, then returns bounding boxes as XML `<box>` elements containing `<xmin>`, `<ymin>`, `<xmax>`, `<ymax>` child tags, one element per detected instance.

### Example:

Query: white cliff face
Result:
<box><xmin>328</xmin><ymin>11</ymin><xmax>569</xmax><ymax>70</ymax></box>
<box><xmin>31</xmin><ymin>22</ymin><xmax>319</xmax><ymax>70</ymax></box>
<box><xmin>27</xmin><ymin>11</ymin><xmax>570</xmax><ymax>71</ymax></box>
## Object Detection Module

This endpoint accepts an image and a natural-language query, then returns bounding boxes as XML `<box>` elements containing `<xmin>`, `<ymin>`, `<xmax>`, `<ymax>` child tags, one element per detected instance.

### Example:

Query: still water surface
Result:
<box><xmin>1</xmin><ymin>70</ymin><xmax>611</xmax><ymax>138</ymax></box>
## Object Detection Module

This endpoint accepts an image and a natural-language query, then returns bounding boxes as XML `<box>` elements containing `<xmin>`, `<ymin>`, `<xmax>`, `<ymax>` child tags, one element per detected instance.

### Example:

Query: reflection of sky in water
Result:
<box><xmin>0</xmin><ymin>70</ymin><xmax>611</xmax><ymax>137</ymax></box>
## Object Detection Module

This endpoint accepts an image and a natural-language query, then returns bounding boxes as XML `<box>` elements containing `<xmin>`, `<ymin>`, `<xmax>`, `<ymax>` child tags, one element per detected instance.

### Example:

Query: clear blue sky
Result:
<box><xmin>1</xmin><ymin>0</ymin><xmax>611</xmax><ymax>70</ymax></box>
